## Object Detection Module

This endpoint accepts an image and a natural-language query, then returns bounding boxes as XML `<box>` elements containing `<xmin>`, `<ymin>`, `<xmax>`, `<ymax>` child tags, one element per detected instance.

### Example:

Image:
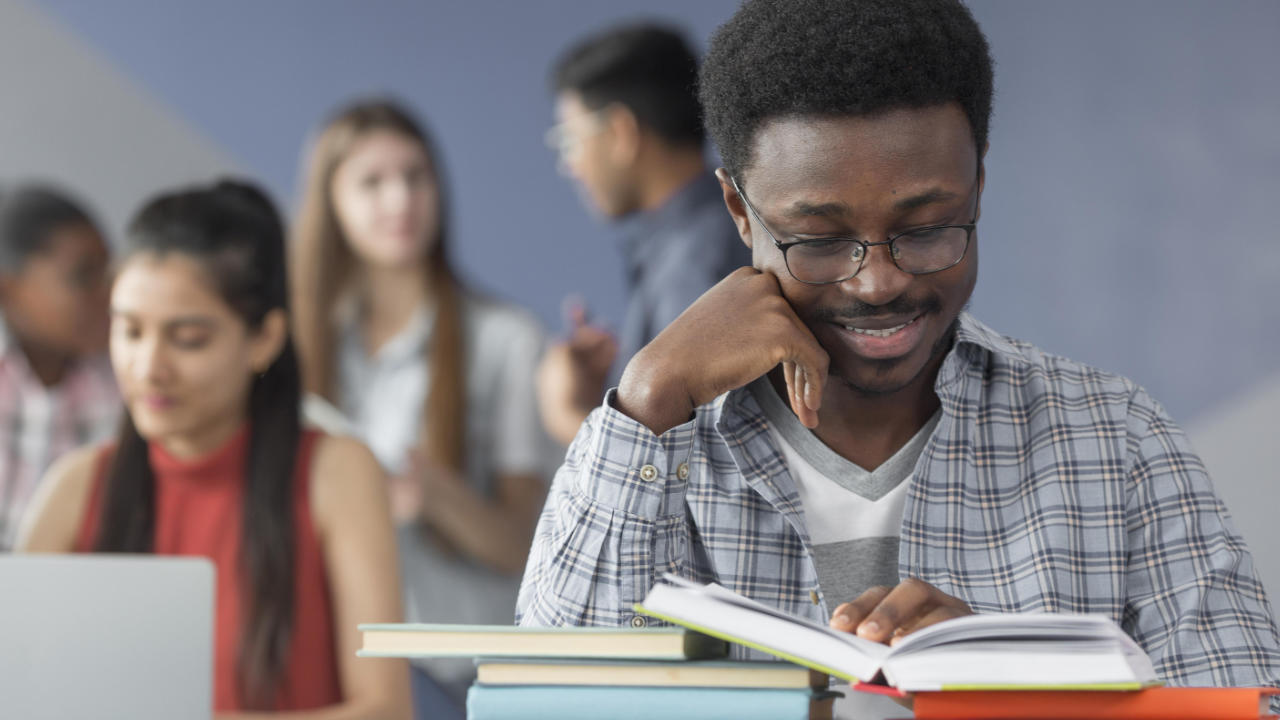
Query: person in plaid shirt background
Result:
<box><xmin>0</xmin><ymin>186</ymin><xmax>119</xmax><ymax>550</ymax></box>
<box><xmin>518</xmin><ymin>0</ymin><xmax>1280</xmax><ymax>701</ymax></box>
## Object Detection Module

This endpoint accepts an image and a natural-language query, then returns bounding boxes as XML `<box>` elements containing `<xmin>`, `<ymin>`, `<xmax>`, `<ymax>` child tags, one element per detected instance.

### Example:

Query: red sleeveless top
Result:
<box><xmin>75</xmin><ymin>427</ymin><xmax>342</xmax><ymax>712</ymax></box>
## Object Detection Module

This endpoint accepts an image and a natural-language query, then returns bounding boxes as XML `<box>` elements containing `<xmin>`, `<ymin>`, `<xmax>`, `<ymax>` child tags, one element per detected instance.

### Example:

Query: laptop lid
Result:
<box><xmin>0</xmin><ymin>554</ymin><xmax>213</xmax><ymax>720</ymax></box>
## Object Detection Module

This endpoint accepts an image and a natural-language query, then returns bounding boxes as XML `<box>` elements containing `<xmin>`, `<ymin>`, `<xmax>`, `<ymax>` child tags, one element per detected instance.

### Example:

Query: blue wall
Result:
<box><xmin>31</xmin><ymin>0</ymin><xmax>1280</xmax><ymax>425</ymax></box>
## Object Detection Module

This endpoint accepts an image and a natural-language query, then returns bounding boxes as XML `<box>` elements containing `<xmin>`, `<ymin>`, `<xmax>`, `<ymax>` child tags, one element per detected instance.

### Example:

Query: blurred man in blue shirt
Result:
<box><xmin>537</xmin><ymin>24</ymin><xmax>750</xmax><ymax>446</ymax></box>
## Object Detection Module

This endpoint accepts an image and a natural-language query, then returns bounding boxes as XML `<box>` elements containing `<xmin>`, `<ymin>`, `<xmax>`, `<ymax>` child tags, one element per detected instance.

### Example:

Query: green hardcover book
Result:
<box><xmin>357</xmin><ymin>623</ymin><xmax>728</xmax><ymax>661</ymax></box>
<box><xmin>475</xmin><ymin>658</ymin><xmax>827</xmax><ymax>689</ymax></box>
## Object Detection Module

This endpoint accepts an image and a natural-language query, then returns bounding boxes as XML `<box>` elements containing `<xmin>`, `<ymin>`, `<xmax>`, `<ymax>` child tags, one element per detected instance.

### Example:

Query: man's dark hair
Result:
<box><xmin>553</xmin><ymin>23</ymin><xmax>705</xmax><ymax>149</ymax></box>
<box><xmin>0</xmin><ymin>185</ymin><xmax>98</xmax><ymax>273</ymax></box>
<box><xmin>699</xmin><ymin>0</ymin><xmax>994</xmax><ymax>182</ymax></box>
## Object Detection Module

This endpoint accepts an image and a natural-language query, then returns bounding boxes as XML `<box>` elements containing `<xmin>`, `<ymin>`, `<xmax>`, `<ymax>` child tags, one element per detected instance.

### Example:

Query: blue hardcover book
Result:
<box><xmin>465</xmin><ymin>684</ymin><xmax>833</xmax><ymax>720</ymax></box>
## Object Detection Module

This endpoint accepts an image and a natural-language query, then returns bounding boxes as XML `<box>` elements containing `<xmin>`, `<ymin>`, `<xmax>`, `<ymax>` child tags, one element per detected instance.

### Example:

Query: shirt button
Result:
<box><xmin>639</xmin><ymin>464</ymin><xmax>659</xmax><ymax>482</ymax></box>
<box><xmin>809</xmin><ymin>590</ymin><xmax>820</xmax><ymax>605</ymax></box>
<box><xmin>630</xmin><ymin>615</ymin><xmax>647</xmax><ymax>628</ymax></box>
<box><xmin>676</xmin><ymin>462</ymin><xmax>690</xmax><ymax>480</ymax></box>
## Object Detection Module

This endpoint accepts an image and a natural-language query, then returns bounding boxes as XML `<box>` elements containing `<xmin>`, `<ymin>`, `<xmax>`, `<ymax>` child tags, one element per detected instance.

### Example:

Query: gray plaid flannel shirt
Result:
<box><xmin>517</xmin><ymin>312</ymin><xmax>1280</xmax><ymax>694</ymax></box>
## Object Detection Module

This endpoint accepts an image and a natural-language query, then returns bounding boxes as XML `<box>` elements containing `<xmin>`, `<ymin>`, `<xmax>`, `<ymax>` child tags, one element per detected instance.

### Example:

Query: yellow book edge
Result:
<box><xmin>632</xmin><ymin>603</ymin><xmax>1161</xmax><ymax>693</ymax></box>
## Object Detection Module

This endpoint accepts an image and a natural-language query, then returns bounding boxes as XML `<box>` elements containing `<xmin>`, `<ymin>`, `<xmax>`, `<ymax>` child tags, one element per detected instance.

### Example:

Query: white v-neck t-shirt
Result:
<box><xmin>749</xmin><ymin>377</ymin><xmax>940</xmax><ymax>608</ymax></box>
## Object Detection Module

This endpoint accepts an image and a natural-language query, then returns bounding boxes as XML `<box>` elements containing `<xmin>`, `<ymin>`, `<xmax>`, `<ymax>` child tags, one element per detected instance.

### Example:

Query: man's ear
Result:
<box><xmin>715</xmin><ymin>168</ymin><xmax>755</xmax><ymax>252</ymax></box>
<box><xmin>249</xmin><ymin>308</ymin><xmax>288</xmax><ymax>375</ymax></box>
<box><xmin>606</xmin><ymin>103</ymin><xmax>642</xmax><ymax>168</ymax></box>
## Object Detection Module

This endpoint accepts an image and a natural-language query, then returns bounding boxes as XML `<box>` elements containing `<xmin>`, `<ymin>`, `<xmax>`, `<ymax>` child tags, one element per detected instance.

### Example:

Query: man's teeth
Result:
<box><xmin>844</xmin><ymin>320</ymin><xmax>910</xmax><ymax>337</ymax></box>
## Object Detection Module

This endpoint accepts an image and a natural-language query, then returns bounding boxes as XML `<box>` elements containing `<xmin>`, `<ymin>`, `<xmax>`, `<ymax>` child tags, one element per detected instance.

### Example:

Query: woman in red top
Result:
<box><xmin>18</xmin><ymin>181</ymin><xmax>411</xmax><ymax>719</ymax></box>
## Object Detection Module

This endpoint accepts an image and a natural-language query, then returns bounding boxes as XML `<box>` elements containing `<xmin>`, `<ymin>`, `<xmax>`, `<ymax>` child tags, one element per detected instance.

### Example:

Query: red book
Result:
<box><xmin>910</xmin><ymin>686</ymin><xmax>1277</xmax><ymax>720</ymax></box>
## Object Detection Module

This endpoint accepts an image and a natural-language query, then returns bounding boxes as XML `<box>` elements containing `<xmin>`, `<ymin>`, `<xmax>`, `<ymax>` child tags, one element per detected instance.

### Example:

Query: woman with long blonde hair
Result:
<box><xmin>292</xmin><ymin>99</ymin><xmax>550</xmax><ymax>715</ymax></box>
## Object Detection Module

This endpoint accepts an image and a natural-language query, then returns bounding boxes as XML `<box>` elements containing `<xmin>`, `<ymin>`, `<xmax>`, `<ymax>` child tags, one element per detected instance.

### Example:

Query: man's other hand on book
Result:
<box><xmin>829</xmin><ymin>577</ymin><xmax>974</xmax><ymax>645</ymax></box>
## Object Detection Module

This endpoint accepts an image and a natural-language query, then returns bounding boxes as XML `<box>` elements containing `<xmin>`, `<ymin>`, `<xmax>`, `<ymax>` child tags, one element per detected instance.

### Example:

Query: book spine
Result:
<box><xmin>912</xmin><ymin>687</ymin><xmax>1274</xmax><ymax>720</ymax></box>
<box><xmin>465</xmin><ymin>685</ymin><xmax>817</xmax><ymax>720</ymax></box>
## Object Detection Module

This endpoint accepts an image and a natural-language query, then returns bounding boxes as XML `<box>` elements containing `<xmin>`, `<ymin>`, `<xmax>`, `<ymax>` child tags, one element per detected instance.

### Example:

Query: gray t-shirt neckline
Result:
<box><xmin>747</xmin><ymin>376</ymin><xmax>940</xmax><ymax>501</ymax></box>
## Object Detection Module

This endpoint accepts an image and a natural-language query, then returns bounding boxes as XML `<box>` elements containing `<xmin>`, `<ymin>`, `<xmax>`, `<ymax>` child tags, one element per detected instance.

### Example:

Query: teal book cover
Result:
<box><xmin>465</xmin><ymin>685</ymin><xmax>830</xmax><ymax>720</ymax></box>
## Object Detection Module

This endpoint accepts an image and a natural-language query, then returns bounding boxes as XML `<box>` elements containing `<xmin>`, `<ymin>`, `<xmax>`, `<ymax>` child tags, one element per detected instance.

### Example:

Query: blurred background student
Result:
<box><xmin>0</xmin><ymin>186</ymin><xmax>117</xmax><ymax>551</ymax></box>
<box><xmin>17</xmin><ymin>180</ymin><xmax>410</xmax><ymax>720</ymax></box>
<box><xmin>291</xmin><ymin>99</ymin><xmax>550</xmax><ymax>717</ymax></box>
<box><xmin>536</xmin><ymin>23</ymin><xmax>750</xmax><ymax>446</ymax></box>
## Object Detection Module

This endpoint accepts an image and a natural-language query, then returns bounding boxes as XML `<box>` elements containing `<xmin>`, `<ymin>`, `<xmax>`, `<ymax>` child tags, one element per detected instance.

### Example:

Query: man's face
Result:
<box><xmin>0</xmin><ymin>221</ymin><xmax>110</xmax><ymax>357</ymax></box>
<box><xmin>729</xmin><ymin>103</ymin><xmax>982</xmax><ymax>397</ymax></box>
<box><xmin>552</xmin><ymin>91</ymin><xmax>635</xmax><ymax>218</ymax></box>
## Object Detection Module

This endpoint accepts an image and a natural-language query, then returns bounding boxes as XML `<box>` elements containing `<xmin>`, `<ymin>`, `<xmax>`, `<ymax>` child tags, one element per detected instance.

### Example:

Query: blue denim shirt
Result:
<box><xmin>518</xmin><ymin>312</ymin><xmax>1280</xmax><ymax>698</ymax></box>
<box><xmin>611</xmin><ymin>172</ymin><xmax>751</xmax><ymax>384</ymax></box>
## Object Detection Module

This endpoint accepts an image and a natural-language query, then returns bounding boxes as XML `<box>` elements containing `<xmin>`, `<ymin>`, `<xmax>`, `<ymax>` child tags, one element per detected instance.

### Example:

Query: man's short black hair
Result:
<box><xmin>699</xmin><ymin>0</ymin><xmax>994</xmax><ymax>182</ymax></box>
<box><xmin>553</xmin><ymin>23</ymin><xmax>705</xmax><ymax>149</ymax></box>
<box><xmin>0</xmin><ymin>185</ymin><xmax>97</xmax><ymax>274</ymax></box>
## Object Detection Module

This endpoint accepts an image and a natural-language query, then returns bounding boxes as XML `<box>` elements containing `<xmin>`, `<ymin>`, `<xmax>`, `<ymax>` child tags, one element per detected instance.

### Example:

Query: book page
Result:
<box><xmin>886</xmin><ymin>612</ymin><xmax>1142</xmax><ymax>655</ymax></box>
<box><xmin>639</xmin><ymin>576</ymin><xmax>890</xmax><ymax>682</ymax></box>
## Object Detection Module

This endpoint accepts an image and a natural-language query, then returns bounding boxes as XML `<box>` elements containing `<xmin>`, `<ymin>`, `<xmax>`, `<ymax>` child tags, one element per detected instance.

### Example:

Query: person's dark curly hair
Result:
<box><xmin>699</xmin><ymin>0</ymin><xmax>994</xmax><ymax>184</ymax></box>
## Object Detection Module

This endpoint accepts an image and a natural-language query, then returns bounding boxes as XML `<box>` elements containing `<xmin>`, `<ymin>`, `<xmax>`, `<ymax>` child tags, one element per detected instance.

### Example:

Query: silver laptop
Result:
<box><xmin>0</xmin><ymin>554</ymin><xmax>213</xmax><ymax>719</ymax></box>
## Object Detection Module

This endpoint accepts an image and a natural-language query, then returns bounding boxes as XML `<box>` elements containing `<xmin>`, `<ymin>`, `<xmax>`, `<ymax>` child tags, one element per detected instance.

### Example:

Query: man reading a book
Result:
<box><xmin>517</xmin><ymin>0</ymin><xmax>1280</xmax><ymax>696</ymax></box>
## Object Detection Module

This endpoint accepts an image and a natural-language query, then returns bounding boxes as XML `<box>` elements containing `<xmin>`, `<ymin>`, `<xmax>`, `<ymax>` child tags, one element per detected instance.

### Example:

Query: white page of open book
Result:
<box><xmin>886</xmin><ymin>612</ymin><xmax>1147</xmax><ymax>656</ymax></box>
<box><xmin>644</xmin><ymin>576</ymin><xmax>1157</xmax><ymax>689</ymax></box>
<box><xmin>640</xmin><ymin>575</ymin><xmax>890</xmax><ymax>682</ymax></box>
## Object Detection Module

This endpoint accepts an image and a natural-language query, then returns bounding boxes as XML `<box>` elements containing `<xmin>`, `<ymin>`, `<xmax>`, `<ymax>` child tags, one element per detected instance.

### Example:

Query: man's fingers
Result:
<box><xmin>781</xmin><ymin>361</ymin><xmax>798</xmax><ymax>411</ymax></box>
<box><xmin>779</xmin><ymin>335</ymin><xmax>828</xmax><ymax>428</ymax></box>
<box><xmin>785</xmin><ymin>362</ymin><xmax>821</xmax><ymax>429</ymax></box>
<box><xmin>856</xmin><ymin>577</ymin><xmax>937</xmax><ymax>643</ymax></box>
<box><xmin>784</xmin><ymin>314</ymin><xmax>828</xmax><ymax>416</ymax></box>
<box><xmin>830</xmin><ymin>585</ymin><xmax>893</xmax><ymax>631</ymax></box>
<box><xmin>796</xmin><ymin>368</ymin><xmax>818</xmax><ymax>428</ymax></box>
<box><xmin>796</xmin><ymin>350</ymin><xmax>827</xmax><ymax>425</ymax></box>
<box><xmin>561</xmin><ymin>294</ymin><xmax>589</xmax><ymax>332</ymax></box>
<box><xmin>569</xmin><ymin>327</ymin><xmax>617</xmax><ymax>364</ymax></box>
<box><xmin>888</xmin><ymin>604</ymin><xmax>970</xmax><ymax>645</ymax></box>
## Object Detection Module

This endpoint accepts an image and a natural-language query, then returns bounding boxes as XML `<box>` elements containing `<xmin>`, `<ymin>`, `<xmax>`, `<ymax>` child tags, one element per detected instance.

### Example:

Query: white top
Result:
<box><xmin>770</xmin><ymin>429</ymin><xmax>915</xmax><ymax>546</ymax></box>
<box><xmin>748</xmin><ymin>377</ymin><xmax>939</xmax><ymax>607</ymax></box>
<box><xmin>337</xmin><ymin>292</ymin><xmax>549</xmax><ymax>484</ymax></box>
<box><xmin>336</xmin><ymin>291</ymin><xmax>554</xmax><ymax>690</ymax></box>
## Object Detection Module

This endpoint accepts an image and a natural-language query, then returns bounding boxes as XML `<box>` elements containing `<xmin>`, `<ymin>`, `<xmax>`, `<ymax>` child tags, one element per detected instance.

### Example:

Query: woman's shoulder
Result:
<box><xmin>308</xmin><ymin>431</ymin><xmax>376</xmax><ymax>468</ymax></box>
<box><xmin>44</xmin><ymin>444</ymin><xmax>111</xmax><ymax>504</ymax></box>
<box><xmin>305</xmin><ymin>433</ymin><xmax>387</xmax><ymax>531</ymax></box>
<box><xmin>15</xmin><ymin>444</ymin><xmax>109</xmax><ymax>552</ymax></box>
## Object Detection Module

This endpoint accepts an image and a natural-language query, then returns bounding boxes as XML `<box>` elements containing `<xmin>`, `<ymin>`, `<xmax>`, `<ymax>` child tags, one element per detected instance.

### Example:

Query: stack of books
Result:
<box><xmin>359</xmin><ymin>575</ymin><xmax>1277</xmax><ymax>719</ymax></box>
<box><xmin>634</xmin><ymin>574</ymin><xmax>1279</xmax><ymax>720</ymax></box>
<box><xmin>358</xmin><ymin>623</ymin><xmax>837</xmax><ymax>719</ymax></box>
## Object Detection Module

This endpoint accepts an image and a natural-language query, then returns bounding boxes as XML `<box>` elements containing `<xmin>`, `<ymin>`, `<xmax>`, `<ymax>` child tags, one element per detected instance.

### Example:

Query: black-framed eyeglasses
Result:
<box><xmin>730</xmin><ymin>171</ymin><xmax>980</xmax><ymax>285</ymax></box>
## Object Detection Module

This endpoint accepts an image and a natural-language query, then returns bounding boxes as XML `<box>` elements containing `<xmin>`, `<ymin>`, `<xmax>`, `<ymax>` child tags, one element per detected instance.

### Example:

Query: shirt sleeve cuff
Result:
<box><xmin>567</xmin><ymin>388</ymin><xmax>697</xmax><ymax>519</ymax></box>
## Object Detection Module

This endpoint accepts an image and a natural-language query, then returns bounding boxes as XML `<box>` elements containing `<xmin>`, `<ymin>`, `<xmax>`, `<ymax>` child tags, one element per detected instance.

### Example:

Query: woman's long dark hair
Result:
<box><xmin>94</xmin><ymin>180</ymin><xmax>301</xmax><ymax>709</ymax></box>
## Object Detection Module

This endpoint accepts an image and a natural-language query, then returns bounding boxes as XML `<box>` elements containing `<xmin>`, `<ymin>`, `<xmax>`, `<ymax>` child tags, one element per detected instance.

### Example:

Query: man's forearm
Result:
<box><xmin>518</xmin><ymin>401</ymin><xmax>699</xmax><ymax>626</ymax></box>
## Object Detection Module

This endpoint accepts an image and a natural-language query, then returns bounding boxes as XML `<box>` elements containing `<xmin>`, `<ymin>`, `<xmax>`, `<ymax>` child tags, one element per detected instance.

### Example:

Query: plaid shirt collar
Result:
<box><xmin>709</xmin><ymin>311</ymin><xmax>1017</xmax><ymax>549</ymax></box>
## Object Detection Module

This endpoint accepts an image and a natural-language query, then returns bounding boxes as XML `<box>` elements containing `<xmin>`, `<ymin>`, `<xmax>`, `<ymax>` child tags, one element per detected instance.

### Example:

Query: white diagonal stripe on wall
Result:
<box><xmin>1189</xmin><ymin>371</ymin><xmax>1280</xmax><ymax>608</ymax></box>
<box><xmin>0</xmin><ymin>0</ymin><xmax>242</xmax><ymax>240</ymax></box>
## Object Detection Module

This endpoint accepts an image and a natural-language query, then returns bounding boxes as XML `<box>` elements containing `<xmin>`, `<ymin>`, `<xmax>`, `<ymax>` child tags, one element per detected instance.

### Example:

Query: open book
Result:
<box><xmin>635</xmin><ymin>575</ymin><xmax>1159</xmax><ymax>692</ymax></box>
